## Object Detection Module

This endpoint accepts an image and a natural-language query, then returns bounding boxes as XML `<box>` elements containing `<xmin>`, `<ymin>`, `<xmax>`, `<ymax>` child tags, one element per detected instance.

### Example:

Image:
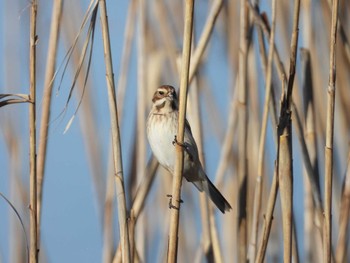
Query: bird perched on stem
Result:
<box><xmin>146</xmin><ymin>85</ymin><xmax>231</xmax><ymax>213</ymax></box>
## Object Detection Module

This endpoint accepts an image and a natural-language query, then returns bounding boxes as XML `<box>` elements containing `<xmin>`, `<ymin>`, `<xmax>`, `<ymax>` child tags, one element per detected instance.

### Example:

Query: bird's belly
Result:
<box><xmin>147</xmin><ymin>117</ymin><xmax>177</xmax><ymax>172</ymax></box>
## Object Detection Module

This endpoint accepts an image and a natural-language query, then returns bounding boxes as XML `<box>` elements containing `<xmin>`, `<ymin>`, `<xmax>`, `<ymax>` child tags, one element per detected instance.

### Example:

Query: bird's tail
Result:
<box><xmin>204</xmin><ymin>177</ymin><xmax>232</xmax><ymax>213</ymax></box>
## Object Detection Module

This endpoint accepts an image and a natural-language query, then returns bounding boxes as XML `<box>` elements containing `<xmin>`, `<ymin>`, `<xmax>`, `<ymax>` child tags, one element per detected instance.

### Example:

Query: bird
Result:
<box><xmin>146</xmin><ymin>85</ymin><xmax>231</xmax><ymax>213</ymax></box>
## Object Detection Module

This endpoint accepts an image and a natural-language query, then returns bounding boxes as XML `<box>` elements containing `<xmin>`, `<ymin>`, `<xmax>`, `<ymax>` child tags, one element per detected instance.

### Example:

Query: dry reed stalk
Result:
<box><xmin>276</xmin><ymin>0</ymin><xmax>300</xmax><ymax>261</ymax></box>
<box><xmin>103</xmin><ymin>151</ymin><xmax>115</xmax><ymax>263</ymax></box>
<box><xmin>324</xmin><ymin>0</ymin><xmax>339</xmax><ymax>261</ymax></box>
<box><xmin>3</xmin><ymin>120</ymin><xmax>28</xmax><ymax>263</ymax></box>
<box><xmin>98</xmin><ymin>0</ymin><xmax>131</xmax><ymax>262</ymax></box>
<box><xmin>187</xmin><ymin>79</ymin><xmax>213</xmax><ymax>261</ymax></box>
<box><xmin>135</xmin><ymin>0</ymin><xmax>147</xmax><ymax>258</ymax></box>
<box><xmin>300</xmin><ymin>48</ymin><xmax>323</xmax><ymax>262</ymax></box>
<box><xmin>291</xmin><ymin>218</ymin><xmax>300</xmax><ymax>263</ymax></box>
<box><xmin>237</xmin><ymin>0</ymin><xmax>249</xmax><ymax>261</ymax></box>
<box><xmin>167</xmin><ymin>0</ymin><xmax>194</xmax><ymax>261</ymax></box>
<box><xmin>300</xmin><ymin>49</ymin><xmax>318</xmax><ymax>262</ymax></box>
<box><xmin>248</xmin><ymin>0</ymin><xmax>276</xmax><ymax>261</ymax></box>
<box><xmin>114</xmin><ymin>157</ymin><xmax>159</xmax><ymax>262</ymax></box>
<box><xmin>29</xmin><ymin>1</ymin><xmax>38</xmax><ymax>262</ymax></box>
<box><xmin>188</xmin><ymin>0</ymin><xmax>223</xmax><ymax>84</ymax></box>
<box><xmin>325</xmin><ymin>0</ymin><xmax>350</xmax><ymax>66</ymax></box>
<box><xmin>117</xmin><ymin>0</ymin><xmax>137</xmax><ymax>123</ymax></box>
<box><xmin>335</xmin><ymin>150</ymin><xmax>350</xmax><ymax>263</ymax></box>
<box><xmin>255</xmin><ymin>163</ymin><xmax>279</xmax><ymax>263</ymax></box>
<box><xmin>277</xmin><ymin>126</ymin><xmax>293</xmax><ymax>263</ymax></box>
<box><xmin>154</xmin><ymin>0</ymin><xmax>179</xmax><ymax>78</ymax></box>
<box><xmin>215</xmin><ymin>84</ymin><xmax>238</xmax><ymax>187</ymax></box>
<box><xmin>209</xmin><ymin>210</ymin><xmax>223</xmax><ymax>263</ymax></box>
<box><xmin>36</xmin><ymin>0</ymin><xmax>63</xmax><ymax>245</ymax></box>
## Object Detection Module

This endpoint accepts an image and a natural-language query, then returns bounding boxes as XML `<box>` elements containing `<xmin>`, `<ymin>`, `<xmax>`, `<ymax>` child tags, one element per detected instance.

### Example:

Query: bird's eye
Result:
<box><xmin>158</xmin><ymin>91</ymin><xmax>164</xmax><ymax>95</ymax></box>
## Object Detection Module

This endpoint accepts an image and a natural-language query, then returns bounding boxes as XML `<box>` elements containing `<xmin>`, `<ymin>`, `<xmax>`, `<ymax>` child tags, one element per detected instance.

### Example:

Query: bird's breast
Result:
<box><xmin>147</xmin><ymin>112</ymin><xmax>178</xmax><ymax>172</ymax></box>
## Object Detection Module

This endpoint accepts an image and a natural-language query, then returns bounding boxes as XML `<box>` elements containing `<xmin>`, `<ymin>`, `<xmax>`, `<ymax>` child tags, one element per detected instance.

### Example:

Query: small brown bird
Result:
<box><xmin>146</xmin><ymin>85</ymin><xmax>231</xmax><ymax>213</ymax></box>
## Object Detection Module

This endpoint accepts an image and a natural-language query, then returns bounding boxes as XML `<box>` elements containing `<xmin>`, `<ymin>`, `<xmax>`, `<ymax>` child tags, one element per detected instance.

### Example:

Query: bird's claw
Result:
<box><xmin>166</xmin><ymin>194</ymin><xmax>183</xmax><ymax>210</ymax></box>
<box><xmin>172</xmin><ymin>135</ymin><xmax>185</xmax><ymax>147</ymax></box>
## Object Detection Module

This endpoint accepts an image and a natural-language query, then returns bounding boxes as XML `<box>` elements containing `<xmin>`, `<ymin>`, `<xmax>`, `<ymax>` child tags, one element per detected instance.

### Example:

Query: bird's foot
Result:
<box><xmin>166</xmin><ymin>194</ymin><xmax>183</xmax><ymax>210</ymax></box>
<box><xmin>172</xmin><ymin>135</ymin><xmax>193</xmax><ymax>160</ymax></box>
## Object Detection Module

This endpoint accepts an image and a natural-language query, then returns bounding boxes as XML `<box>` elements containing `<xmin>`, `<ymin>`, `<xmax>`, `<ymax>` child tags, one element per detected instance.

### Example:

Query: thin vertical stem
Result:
<box><xmin>167</xmin><ymin>0</ymin><xmax>194</xmax><ymax>262</ymax></box>
<box><xmin>255</xmin><ymin>163</ymin><xmax>279</xmax><ymax>263</ymax></box>
<box><xmin>277</xmin><ymin>0</ymin><xmax>300</xmax><ymax>261</ymax></box>
<box><xmin>188</xmin><ymin>0</ymin><xmax>223</xmax><ymax>84</ymax></box>
<box><xmin>29</xmin><ymin>1</ymin><xmax>38</xmax><ymax>262</ymax></box>
<box><xmin>99</xmin><ymin>0</ymin><xmax>131</xmax><ymax>262</ymax></box>
<box><xmin>324</xmin><ymin>0</ymin><xmax>339</xmax><ymax>261</ymax></box>
<box><xmin>237</xmin><ymin>0</ymin><xmax>249</xmax><ymax>260</ymax></box>
<box><xmin>37</xmin><ymin>0</ymin><xmax>63</xmax><ymax>245</ymax></box>
<box><xmin>135</xmin><ymin>0</ymin><xmax>147</xmax><ymax>258</ymax></box>
<box><xmin>248</xmin><ymin>0</ymin><xmax>276</xmax><ymax>260</ymax></box>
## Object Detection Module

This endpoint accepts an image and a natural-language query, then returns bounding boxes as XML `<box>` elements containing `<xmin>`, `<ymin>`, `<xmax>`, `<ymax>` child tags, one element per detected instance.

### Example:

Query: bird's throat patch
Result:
<box><xmin>156</xmin><ymin>101</ymin><xmax>166</xmax><ymax>110</ymax></box>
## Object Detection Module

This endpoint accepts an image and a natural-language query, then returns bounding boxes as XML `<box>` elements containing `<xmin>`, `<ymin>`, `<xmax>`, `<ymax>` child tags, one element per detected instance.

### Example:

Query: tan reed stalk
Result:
<box><xmin>324</xmin><ymin>0</ymin><xmax>339</xmax><ymax>261</ymax></box>
<box><xmin>29</xmin><ymin>1</ymin><xmax>38</xmax><ymax>262</ymax></box>
<box><xmin>335</xmin><ymin>150</ymin><xmax>350</xmax><ymax>263</ymax></box>
<box><xmin>98</xmin><ymin>0</ymin><xmax>131</xmax><ymax>262</ymax></box>
<box><xmin>324</xmin><ymin>0</ymin><xmax>350</xmax><ymax>66</ymax></box>
<box><xmin>154</xmin><ymin>0</ymin><xmax>179</xmax><ymax>77</ymax></box>
<box><xmin>188</xmin><ymin>0</ymin><xmax>223</xmax><ymax>84</ymax></box>
<box><xmin>292</xmin><ymin>101</ymin><xmax>327</xmax><ymax>261</ymax></box>
<box><xmin>278</xmin><ymin>123</ymin><xmax>293</xmax><ymax>263</ymax></box>
<box><xmin>255</xmin><ymin>162</ymin><xmax>279</xmax><ymax>263</ymax></box>
<box><xmin>215</xmin><ymin>83</ymin><xmax>238</xmax><ymax>187</ymax></box>
<box><xmin>246</xmin><ymin>2</ymin><xmax>286</xmax><ymax>83</ymax></box>
<box><xmin>135</xmin><ymin>0</ymin><xmax>147</xmax><ymax>258</ymax></box>
<box><xmin>237</xmin><ymin>0</ymin><xmax>249</xmax><ymax>260</ymax></box>
<box><xmin>103</xmin><ymin>151</ymin><xmax>115</xmax><ymax>263</ymax></box>
<box><xmin>113</xmin><ymin>157</ymin><xmax>159</xmax><ymax>262</ymax></box>
<box><xmin>292</xmin><ymin>218</ymin><xmax>300</xmax><ymax>263</ymax></box>
<box><xmin>276</xmin><ymin>0</ymin><xmax>300</xmax><ymax>261</ymax></box>
<box><xmin>187</xmin><ymin>78</ymin><xmax>213</xmax><ymax>261</ymax></box>
<box><xmin>36</xmin><ymin>0</ymin><xmax>63</xmax><ymax>245</ymax></box>
<box><xmin>167</xmin><ymin>1</ymin><xmax>194</xmax><ymax>261</ymax></box>
<box><xmin>248</xmin><ymin>0</ymin><xmax>276</xmax><ymax>261</ymax></box>
<box><xmin>292</xmin><ymin>102</ymin><xmax>323</xmax><ymax>209</ymax></box>
<box><xmin>300</xmin><ymin>48</ymin><xmax>318</xmax><ymax>262</ymax></box>
<box><xmin>117</xmin><ymin>0</ymin><xmax>137</xmax><ymax>122</ymax></box>
<box><xmin>3</xmin><ymin>119</ymin><xmax>28</xmax><ymax>263</ymax></box>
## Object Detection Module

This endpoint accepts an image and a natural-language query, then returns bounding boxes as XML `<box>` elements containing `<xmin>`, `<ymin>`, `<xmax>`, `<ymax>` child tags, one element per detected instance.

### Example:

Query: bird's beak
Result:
<box><xmin>167</xmin><ymin>91</ymin><xmax>174</xmax><ymax>100</ymax></box>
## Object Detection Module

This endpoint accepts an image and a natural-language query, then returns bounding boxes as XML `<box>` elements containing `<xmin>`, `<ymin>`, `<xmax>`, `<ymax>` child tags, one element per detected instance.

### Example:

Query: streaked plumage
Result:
<box><xmin>146</xmin><ymin>85</ymin><xmax>231</xmax><ymax>213</ymax></box>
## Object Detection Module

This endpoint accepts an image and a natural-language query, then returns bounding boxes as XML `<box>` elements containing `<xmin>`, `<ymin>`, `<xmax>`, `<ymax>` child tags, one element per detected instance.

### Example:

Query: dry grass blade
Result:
<box><xmin>0</xmin><ymin>94</ymin><xmax>31</xmax><ymax>107</ymax></box>
<box><xmin>36</xmin><ymin>0</ymin><xmax>63</xmax><ymax>248</ymax></box>
<box><xmin>167</xmin><ymin>1</ymin><xmax>194</xmax><ymax>261</ymax></box>
<box><xmin>323</xmin><ymin>0</ymin><xmax>340</xmax><ymax>261</ymax></box>
<box><xmin>117</xmin><ymin>0</ymin><xmax>137</xmax><ymax>122</ymax></box>
<box><xmin>62</xmin><ymin>6</ymin><xmax>98</xmax><ymax>130</ymax></box>
<box><xmin>99</xmin><ymin>0</ymin><xmax>131</xmax><ymax>262</ymax></box>
<box><xmin>53</xmin><ymin>0</ymin><xmax>98</xmax><ymax>95</ymax></box>
<box><xmin>29</xmin><ymin>1</ymin><xmax>38</xmax><ymax>262</ymax></box>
